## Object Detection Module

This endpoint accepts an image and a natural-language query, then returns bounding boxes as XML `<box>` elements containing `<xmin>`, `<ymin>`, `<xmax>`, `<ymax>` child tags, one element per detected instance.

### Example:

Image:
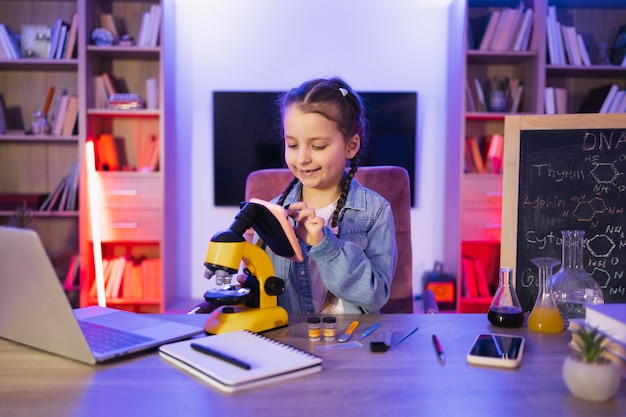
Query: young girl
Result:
<box><xmin>267</xmin><ymin>77</ymin><xmax>398</xmax><ymax>314</ymax></box>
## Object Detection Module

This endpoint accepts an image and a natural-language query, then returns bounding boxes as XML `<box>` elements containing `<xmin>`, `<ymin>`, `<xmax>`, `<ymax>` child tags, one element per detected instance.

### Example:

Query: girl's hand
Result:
<box><xmin>287</xmin><ymin>202</ymin><xmax>324</xmax><ymax>246</ymax></box>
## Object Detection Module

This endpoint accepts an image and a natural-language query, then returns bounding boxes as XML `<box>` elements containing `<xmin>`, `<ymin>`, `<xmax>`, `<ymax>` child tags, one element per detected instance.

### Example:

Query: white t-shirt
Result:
<box><xmin>309</xmin><ymin>200</ymin><xmax>343</xmax><ymax>314</ymax></box>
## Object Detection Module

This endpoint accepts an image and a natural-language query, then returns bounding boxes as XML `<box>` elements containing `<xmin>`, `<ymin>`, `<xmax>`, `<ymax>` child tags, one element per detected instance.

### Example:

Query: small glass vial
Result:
<box><xmin>307</xmin><ymin>317</ymin><xmax>321</xmax><ymax>341</ymax></box>
<box><xmin>322</xmin><ymin>316</ymin><xmax>337</xmax><ymax>341</ymax></box>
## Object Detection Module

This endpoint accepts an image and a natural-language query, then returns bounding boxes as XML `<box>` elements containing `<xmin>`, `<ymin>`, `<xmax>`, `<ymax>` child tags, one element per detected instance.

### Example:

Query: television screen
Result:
<box><xmin>213</xmin><ymin>91</ymin><xmax>417</xmax><ymax>206</ymax></box>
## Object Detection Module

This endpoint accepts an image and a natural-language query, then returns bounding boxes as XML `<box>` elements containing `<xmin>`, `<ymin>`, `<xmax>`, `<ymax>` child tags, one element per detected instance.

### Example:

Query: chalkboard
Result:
<box><xmin>501</xmin><ymin>114</ymin><xmax>626</xmax><ymax>312</ymax></box>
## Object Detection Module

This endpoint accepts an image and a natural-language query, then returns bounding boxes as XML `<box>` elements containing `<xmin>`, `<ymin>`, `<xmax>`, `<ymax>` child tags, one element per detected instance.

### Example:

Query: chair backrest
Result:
<box><xmin>245</xmin><ymin>166</ymin><xmax>413</xmax><ymax>313</ymax></box>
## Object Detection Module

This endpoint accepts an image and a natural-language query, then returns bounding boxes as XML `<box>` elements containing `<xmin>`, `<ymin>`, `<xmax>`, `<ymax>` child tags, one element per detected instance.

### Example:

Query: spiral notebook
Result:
<box><xmin>159</xmin><ymin>330</ymin><xmax>322</xmax><ymax>393</ymax></box>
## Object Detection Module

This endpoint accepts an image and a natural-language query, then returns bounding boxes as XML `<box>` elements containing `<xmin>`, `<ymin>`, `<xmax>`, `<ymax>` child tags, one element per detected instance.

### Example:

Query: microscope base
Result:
<box><xmin>204</xmin><ymin>305</ymin><xmax>288</xmax><ymax>334</ymax></box>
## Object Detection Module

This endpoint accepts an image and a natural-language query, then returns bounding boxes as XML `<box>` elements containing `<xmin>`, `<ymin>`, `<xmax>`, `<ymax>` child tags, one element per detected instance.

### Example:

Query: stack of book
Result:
<box><xmin>546</xmin><ymin>5</ymin><xmax>591</xmax><ymax>66</ymax></box>
<box><xmin>461</xmin><ymin>255</ymin><xmax>491</xmax><ymax>299</ymax></box>
<box><xmin>39</xmin><ymin>161</ymin><xmax>79</xmax><ymax>212</ymax></box>
<box><xmin>136</xmin><ymin>4</ymin><xmax>162</xmax><ymax>47</ymax></box>
<box><xmin>0</xmin><ymin>23</ymin><xmax>20</xmax><ymax>59</ymax></box>
<box><xmin>51</xmin><ymin>92</ymin><xmax>79</xmax><ymax>136</ymax></box>
<box><xmin>464</xmin><ymin>133</ymin><xmax>504</xmax><ymax>174</ymax></box>
<box><xmin>476</xmin><ymin>4</ymin><xmax>534</xmax><ymax>52</ymax></box>
<box><xmin>568</xmin><ymin>303</ymin><xmax>626</xmax><ymax>378</ymax></box>
<box><xmin>88</xmin><ymin>255</ymin><xmax>161</xmax><ymax>301</ymax></box>
<box><xmin>47</xmin><ymin>13</ymin><xmax>79</xmax><ymax>60</ymax></box>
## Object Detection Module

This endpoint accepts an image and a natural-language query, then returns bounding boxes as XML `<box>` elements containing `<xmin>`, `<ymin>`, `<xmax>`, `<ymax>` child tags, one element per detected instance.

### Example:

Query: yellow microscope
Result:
<box><xmin>202</xmin><ymin>198</ymin><xmax>302</xmax><ymax>334</ymax></box>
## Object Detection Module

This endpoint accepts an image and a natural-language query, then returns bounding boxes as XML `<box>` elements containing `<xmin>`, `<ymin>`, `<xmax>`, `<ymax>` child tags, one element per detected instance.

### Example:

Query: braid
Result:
<box><xmin>331</xmin><ymin>159</ymin><xmax>358</xmax><ymax>228</ymax></box>
<box><xmin>277</xmin><ymin>177</ymin><xmax>299</xmax><ymax>206</ymax></box>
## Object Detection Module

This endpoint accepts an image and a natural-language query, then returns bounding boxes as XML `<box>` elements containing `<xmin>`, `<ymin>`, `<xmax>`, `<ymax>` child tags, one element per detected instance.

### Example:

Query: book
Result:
<box><xmin>512</xmin><ymin>7</ymin><xmax>533</xmax><ymax>51</ymax></box>
<box><xmin>465</xmin><ymin>135</ymin><xmax>485</xmax><ymax>174</ymax></box>
<box><xmin>478</xmin><ymin>10</ymin><xmax>501</xmax><ymax>51</ymax></box>
<box><xmin>610</xmin><ymin>24</ymin><xmax>626</xmax><ymax>66</ymax></box>
<box><xmin>0</xmin><ymin>23</ymin><xmax>19</xmax><ymax>59</ymax></box>
<box><xmin>61</xmin><ymin>95</ymin><xmax>78</xmax><ymax>136</ymax></box>
<box><xmin>48</xmin><ymin>19</ymin><xmax>64</xmax><ymax>59</ymax></box>
<box><xmin>493</xmin><ymin>7</ymin><xmax>524</xmax><ymax>51</ymax></box>
<box><xmin>0</xmin><ymin>94</ymin><xmax>6</xmax><ymax>134</ymax></box>
<box><xmin>142</xmin><ymin>257</ymin><xmax>161</xmax><ymax>299</ymax></box>
<box><xmin>599</xmin><ymin>84</ymin><xmax>620</xmax><ymax>114</ymax></box>
<box><xmin>54</xmin><ymin>23</ymin><xmax>67</xmax><ymax>59</ymax></box>
<box><xmin>63</xmin><ymin>254</ymin><xmax>80</xmax><ymax>291</ymax></box>
<box><xmin>52</xmin><ymin>93</ymin><xmax>69</xmax><ymax>135</ymax></box>
<box><xmin>585</xmin><ymin>303</ymin><xmax>626</xmax><ymax>344</ymax></box>
<box><xmin>554</xmin><ymin>87</ymin><xmax>568</xmax><ymax>114</ymax></box>
<box><xmin>473</xmin><ymin>257</ymin><xmax>491</xmax><ymax>298</ymax></box>
<box><xmin>462</xmin><ymin>256</ymin><xmax>478</xmax><ymax>298</ymax></box>
<box><xmin>561</xmin><ymin>25</ymin><xmax>582</xmax><ymax>66</ymax></box>
<box><xmin>148</xmin><ymin>4</ymin><xmax>162</xmax><ymax>47</ymax></box>
<box><xmin>63</xmin><ymin>13</ymin><xmax>79</xmax><ymax>59</ymax></box>
<box><xmin>544</xmin><ymin>87</ymin><xmax>556</xmax><ymax>114</ymax></box>
<box><xmin>509</xmin><ymin>83</ymin><xmax>524</xmax><ymax>113</ymax></box>
<box><xmin>97</xmin><ymin>133</ymin><xmax>119</xmax><ymax>171</ymax></box>
<box><xmin>485</xmin><ymin>133</ymin><xmax>504</xmax><ymax>174</ymax></box>
<box><xmin>137</xmin><ymin>11</ymin><xmax>151</xmax><ymax>47</ymax></box>
<box><xmin>577</xmin><ymin>34</ymin><xmax>591</xmax><ymax>66</ymax></box>
<box><xmin>609</xmin><ymin>90</ymin><xmax>626</xmax><ymax>113</ymax></box>
<box><xmin>100</xmin><ymin>72</ymin><xmax>118</xmax><ymax>100</ymax></box>
<box><xmin>472</xmin><ymin>77</ymin><xmax>487</xmax><ymax>112</ymax></box>
<box><xmin>159</xmin><ymin>330</ymin><xmax>323</xmax><ymax>393</ymax></box>
<box><xmin>579</xmin><ymin>84</ymin><xmax>615</xmax><ymax>113</ymax></box>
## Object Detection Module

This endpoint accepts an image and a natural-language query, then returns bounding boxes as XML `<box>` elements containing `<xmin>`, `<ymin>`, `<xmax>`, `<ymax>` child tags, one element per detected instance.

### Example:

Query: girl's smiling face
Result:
<box><xmin>283</xmin><ymin>105</ymin><xmax>360</xmax><ymax>204</ymax></box>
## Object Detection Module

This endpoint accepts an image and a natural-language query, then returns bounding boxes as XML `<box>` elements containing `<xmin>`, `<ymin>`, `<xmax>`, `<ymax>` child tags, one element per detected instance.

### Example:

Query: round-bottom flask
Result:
<box><xmin>488</xmin><ymin>268</ymin><xmax>525</xmax><ymax>328</ymax></box>
<box><xmin>549</xmin><ymin>230</ymin><xmax>603</xmax><ymax>325</ymax></box>
<box><xmin>527</xmin><ymin>257</ymin><xmax>563</xmax><ymax>333</ymax></box>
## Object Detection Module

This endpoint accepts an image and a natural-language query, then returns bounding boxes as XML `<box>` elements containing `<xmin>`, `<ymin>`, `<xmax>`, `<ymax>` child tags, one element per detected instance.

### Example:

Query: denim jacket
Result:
<box><xmin>266</xmin><ymin>177</ymin><xmax>398</xmax><ymax>314</ymax></box>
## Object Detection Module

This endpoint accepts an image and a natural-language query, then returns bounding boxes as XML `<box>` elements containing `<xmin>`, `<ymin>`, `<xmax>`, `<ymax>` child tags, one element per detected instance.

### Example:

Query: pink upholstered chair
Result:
<box><xmin>244</xmin><ymin>166</ymin><xmax>414</xmax><ymax>313</ymax></box>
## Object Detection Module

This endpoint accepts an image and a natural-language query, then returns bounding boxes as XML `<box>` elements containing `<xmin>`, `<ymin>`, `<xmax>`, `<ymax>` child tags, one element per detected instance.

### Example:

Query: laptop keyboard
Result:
<box><xmin>79</xmin><ymin>320</ymin><xmax>154</xmax><ymax>354</ymax></box>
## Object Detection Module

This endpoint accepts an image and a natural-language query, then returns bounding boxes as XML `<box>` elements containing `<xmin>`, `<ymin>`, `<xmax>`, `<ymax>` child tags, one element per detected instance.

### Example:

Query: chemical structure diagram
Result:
<box><xmin>587</xmin><ymin>153</ymin><xmax>626</xmax><ymax>194</ymax></box>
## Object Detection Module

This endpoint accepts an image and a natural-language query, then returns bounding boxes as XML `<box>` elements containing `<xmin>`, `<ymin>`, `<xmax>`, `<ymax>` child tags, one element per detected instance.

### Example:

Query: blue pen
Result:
<box><xmin>358</xmin><ymin>322</ymin><xmax>382</xmax><ymax>340</ymax></box>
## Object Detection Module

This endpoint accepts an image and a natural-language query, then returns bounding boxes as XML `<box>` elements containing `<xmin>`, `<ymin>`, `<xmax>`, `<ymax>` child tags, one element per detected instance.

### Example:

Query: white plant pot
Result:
<box><xmin>562</xmin><ymin>355</ymin><xmax>621</xmax><ymax>402</ymax></box>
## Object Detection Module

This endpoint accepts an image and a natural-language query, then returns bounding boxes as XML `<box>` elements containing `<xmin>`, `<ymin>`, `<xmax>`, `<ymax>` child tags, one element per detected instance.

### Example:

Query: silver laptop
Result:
<box><xmin>0</xmin><ymin>227</ymin><xmax>203</xmax><ymax>364</ymax></box>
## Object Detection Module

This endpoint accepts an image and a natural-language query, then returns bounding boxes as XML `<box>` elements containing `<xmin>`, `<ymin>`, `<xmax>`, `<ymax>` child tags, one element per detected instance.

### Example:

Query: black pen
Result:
<box><xmin>191</xmin><ymin>342</ymin><xmax>251</xmax><ymax>370</ymax></box>
<box><xmin>432</xmin><ymin>334</ymin><xmax>445</xmax><ymax>363</ymax></box>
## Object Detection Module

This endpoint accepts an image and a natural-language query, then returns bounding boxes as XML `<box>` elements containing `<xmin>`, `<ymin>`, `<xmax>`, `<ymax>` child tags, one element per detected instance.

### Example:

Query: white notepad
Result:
<box><xmin>159</xmin><ymin>330</ymin><xmax>322</xmax><ymax>393</ymax></box>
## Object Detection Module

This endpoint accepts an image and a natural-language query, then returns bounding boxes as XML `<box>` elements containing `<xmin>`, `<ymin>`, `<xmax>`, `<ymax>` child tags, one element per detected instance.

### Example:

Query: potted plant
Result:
<box><xmin>562</xmin><ymin>325</ymin><xmax>622</xmax><ymax>402</ymax></box>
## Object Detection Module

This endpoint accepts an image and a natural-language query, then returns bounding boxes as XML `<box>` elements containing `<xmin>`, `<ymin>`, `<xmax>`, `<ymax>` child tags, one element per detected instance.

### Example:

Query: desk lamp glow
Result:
<box><xmin>202</xmin><ymin>199</ymin><xmax>302</xmax><ymax>334</ymax></box>
<box><xmin>85</xmin><ymin>140</ymin><xmax>107</xmax><ymax>307</ymax></box>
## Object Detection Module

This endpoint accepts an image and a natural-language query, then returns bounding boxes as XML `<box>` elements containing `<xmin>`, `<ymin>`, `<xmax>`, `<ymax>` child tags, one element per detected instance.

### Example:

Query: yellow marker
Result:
<box><xmin>337</xmin><ymin>320</ymin><xmax>360</xmax><ymax>343</ymax></box>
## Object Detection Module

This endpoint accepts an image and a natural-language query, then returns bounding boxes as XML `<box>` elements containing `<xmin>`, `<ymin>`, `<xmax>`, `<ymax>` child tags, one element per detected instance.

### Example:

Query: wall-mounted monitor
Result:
<box><xmin>213</xmin><ymin>91</ymin><xmax>417</xmax><ymax>206</ymax></box>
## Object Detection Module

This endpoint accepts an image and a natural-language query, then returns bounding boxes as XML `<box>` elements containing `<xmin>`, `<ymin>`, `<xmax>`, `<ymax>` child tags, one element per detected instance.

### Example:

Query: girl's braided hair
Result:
<box><xmin>275</xmin><ymin>77</ymin><xmax>369</xmax><ymax>228</ymax></box>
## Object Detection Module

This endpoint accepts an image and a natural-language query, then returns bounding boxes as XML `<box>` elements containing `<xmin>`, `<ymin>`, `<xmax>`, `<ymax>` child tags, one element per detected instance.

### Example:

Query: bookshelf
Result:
<box><xmin>461</xmin><ymin>0</ymin><xmax>626</xmax><ymax>312</ymax></box>
<box><xmin>0</xmin><ymin>0</ymin><xmax>79</xmax><ymax>272</ymax></box>
<box><xmin>79</xmin><ymin>0</ymin><xmax>164</xmax><ymax>312</ymax></box>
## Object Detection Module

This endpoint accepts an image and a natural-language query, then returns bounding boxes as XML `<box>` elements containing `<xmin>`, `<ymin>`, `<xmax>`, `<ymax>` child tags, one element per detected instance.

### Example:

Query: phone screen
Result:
<box><xmin>467</xmin><ymin>334</ymin><xmax>525</xmax><ymax>368</ymax></box>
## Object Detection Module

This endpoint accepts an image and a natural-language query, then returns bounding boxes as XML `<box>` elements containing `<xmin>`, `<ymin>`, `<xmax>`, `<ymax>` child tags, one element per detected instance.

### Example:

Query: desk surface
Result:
<box><xmin>1</xmin><ymin>313</ymin><xmax>624</xmax><ymax>417</ymax></box>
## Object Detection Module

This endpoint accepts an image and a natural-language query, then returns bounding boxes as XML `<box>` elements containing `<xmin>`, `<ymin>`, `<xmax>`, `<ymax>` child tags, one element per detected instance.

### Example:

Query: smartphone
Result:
<box><xmin>466</xmin><ymin>334</ymin><xmax>525</xmax><ymax>368</ymax></box>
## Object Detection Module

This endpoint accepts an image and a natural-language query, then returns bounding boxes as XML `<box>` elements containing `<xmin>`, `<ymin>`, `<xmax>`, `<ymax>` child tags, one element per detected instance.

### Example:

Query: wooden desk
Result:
<box><xmin>1</xmin><ymin>314</ymin><xmax>624</xmax><ymax>417</ymax></box>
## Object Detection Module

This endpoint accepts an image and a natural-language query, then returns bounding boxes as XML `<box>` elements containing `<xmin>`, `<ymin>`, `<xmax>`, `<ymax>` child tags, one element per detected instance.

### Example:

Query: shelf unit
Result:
<box><xmin>0</xmin><ymin>0</ymin><xmax>80</xmax><ymax>265</ymax></box>
<box><xmin>79</xmin><ymin>0</ymin><xmax>164</xmax><ymax>312</ymax></box>
<box><xmin>460</xmin><ymin>0</ymin><xmax>626</xmax><ymax>312</ymax></box>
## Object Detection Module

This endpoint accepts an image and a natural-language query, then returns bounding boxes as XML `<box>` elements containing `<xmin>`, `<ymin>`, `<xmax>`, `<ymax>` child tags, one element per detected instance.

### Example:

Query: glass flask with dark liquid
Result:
<box><xmin>487</xmin><ymin>267</ymin><xmax>525</xmax><ymax>328</ymax></box>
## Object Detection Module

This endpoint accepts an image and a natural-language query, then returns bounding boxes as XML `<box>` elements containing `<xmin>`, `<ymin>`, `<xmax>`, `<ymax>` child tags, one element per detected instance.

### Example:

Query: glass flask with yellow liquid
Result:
<box><xmin>527</xmin><ymin>257</ymin><xmax>564</xmax><ymax>333</ymax></box>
